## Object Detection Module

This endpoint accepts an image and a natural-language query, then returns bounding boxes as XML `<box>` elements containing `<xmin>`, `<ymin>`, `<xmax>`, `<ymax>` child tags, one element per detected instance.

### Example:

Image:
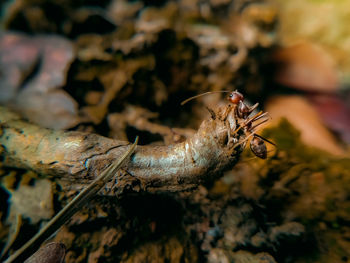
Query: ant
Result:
<box><xmin>181</xmin><ymin>90</ymin><xmax>275</xmax><ymax>159</ymax></box>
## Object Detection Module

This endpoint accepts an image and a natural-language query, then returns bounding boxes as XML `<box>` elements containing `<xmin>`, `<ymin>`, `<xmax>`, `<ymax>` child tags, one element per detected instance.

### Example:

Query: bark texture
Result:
<box><xmin>0</xmin><ymin>105</ymin><xmax>245</xmax><ymax>193</ymax></box>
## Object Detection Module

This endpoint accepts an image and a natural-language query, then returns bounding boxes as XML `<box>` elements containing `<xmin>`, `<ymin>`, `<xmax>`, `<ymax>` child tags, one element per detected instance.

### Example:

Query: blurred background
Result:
<box><xmin>0</xmin><ymin>0</ymin><xmax>350</xmax><ymax>262</ymax></box>
<box><xmin>1</xmin><ymin>0</ymin><xmax>350</xmax><ymax>153</ymax></box>
<box><xmin>0</xmin><ymin>0</ymin><xmax>350</xmax><ymax>153</ymax></box>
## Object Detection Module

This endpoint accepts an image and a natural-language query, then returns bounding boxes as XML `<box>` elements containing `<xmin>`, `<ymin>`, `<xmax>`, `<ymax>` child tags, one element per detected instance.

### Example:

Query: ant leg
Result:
<box><xmin>250</xmin><ymin>112</ymin><xmax>270</xmax><ymax>123</ymax></box>
<box><xmin>234</xmin><ymin>112</ymin><xmax>271</xmax><ymax>150</ymax></box>
<box><xmin>247</xmin><ymin>102</ymin><xmax>259</xmax><ymax>115</ymax></box>
<box><xmin>244</xmin><ymin>111</ymin><xmax>269</xmax><ymax>126</ymax></box>
<box><xmin>249</xmin><ymin>118</ymin><xmax>269</xmax><ymax>132</ymax></box>
<box><xmin>254</xmin><ymin>133</ymin><xmax>276</xmax><ymax>147</ymax></box>
<box><xmin>231</xmin><ymin>111</ymin><xmax>264</xmax><ymax>137</ymax></box>
<box><xmin>233</xmin><ymin>132</ymin><xmax>255</xmax><ymax>149</ymax></box>
<box><xmin>231</xmin><ymin>125</ymin><xmax>243</xmax><ymax>136</ymax></box>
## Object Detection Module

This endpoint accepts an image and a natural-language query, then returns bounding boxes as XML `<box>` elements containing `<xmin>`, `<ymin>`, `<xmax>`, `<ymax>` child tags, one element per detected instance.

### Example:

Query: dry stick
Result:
<box><xmin>0</xmin><ymin>105</ymin><xmax>246</xmax><ymax>193</ymax></box>
<box><xmin>3</xmin><ymin>137</ymin><xmax>138</xmax><ymax>263</ymax></box>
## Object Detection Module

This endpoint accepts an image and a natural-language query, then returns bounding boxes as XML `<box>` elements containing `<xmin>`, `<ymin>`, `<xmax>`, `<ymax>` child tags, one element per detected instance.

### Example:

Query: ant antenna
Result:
<box><xmin>181</xmin><ymin>91</ymin><xmax>230</xmax><ymax>106</ymax></box>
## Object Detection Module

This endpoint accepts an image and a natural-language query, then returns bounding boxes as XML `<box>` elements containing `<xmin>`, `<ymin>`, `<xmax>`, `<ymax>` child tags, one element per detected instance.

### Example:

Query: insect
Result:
<box><xmin>181</xmin><ymin>90</ymin><xmax>275</xmax><ymax>159</ymax></box>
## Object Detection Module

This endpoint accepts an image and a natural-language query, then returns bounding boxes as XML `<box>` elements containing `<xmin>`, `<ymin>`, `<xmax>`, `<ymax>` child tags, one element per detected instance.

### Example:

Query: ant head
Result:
<box><xmin>227</xmin><ymin>91</ymin><xmax>244</xmax><ymax>105</ymax></box>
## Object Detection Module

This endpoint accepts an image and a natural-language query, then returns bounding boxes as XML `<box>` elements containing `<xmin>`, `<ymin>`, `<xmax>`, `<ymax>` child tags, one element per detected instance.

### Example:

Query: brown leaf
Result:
<box><xmin>15</xmin><ymin>90</ymin><xmax>79</xmax><ymax>130</ymax></box>
<box><xmin>308</xmin><ymin>93</ymin><xmax>350</xmax><ymax>144</ymax></box>
<box><xmin>0</xmin><ymin>32</ymin><xmax>79</xmax><ymax>129</ymax></box>
<box><xmin>0</xmin><ymin>32</ymin><xmax>39</xmax><ymax>103</ymax></box>
<box><xmin>265</xmin><ymin>95</ymin><xmax>345</xmax><ymax>156</ymax></box>
<box><xmin>272</xmin><ymin>42</ymin><xmax>339</xmax><ymax>92</ymax></box>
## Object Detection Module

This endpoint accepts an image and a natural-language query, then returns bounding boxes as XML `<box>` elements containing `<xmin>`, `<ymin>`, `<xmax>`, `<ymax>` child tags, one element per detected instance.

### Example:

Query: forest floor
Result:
<box><xmin>1</xmin><ymin>1</ymin><xmax>350</xmax><ymax>262</ymax></box>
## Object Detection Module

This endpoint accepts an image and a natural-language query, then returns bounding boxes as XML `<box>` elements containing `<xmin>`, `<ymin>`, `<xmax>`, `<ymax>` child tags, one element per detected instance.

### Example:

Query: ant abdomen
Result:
<box><xmin>250</xmin><ymin>135</ymin><xmax>268</xmax><ymax>159</ymax></box>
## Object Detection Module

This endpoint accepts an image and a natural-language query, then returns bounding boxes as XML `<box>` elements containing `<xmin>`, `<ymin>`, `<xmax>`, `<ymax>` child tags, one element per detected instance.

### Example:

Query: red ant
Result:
<box><xmin>181</xmin><ymin>90</ymin><xmax>275</xmax><ymax>159</ymax></box>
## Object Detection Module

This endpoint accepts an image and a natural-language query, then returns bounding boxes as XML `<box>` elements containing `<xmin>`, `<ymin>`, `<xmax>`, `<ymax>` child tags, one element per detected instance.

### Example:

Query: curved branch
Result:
<box><xmin>0</xmin><ymin>105</ymin><xmax>245</xmax><ymax>193</ymax></box>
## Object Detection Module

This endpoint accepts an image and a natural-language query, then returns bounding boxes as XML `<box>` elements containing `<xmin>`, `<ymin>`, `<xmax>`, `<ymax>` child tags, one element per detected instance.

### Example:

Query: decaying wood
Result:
<box><xmin>24</xmin><ymin>242</ymin><xmax>65</xmax><ymax>263</ymax></box>
<box><xmin>3</xmin><ymin>138</ymin><xmax>138</xmax><ymax>263</ymax></box>
<box><xmin>0</xmin><ymin>105</ymin><xmax>245</xmax><ymax>193</ymax></box>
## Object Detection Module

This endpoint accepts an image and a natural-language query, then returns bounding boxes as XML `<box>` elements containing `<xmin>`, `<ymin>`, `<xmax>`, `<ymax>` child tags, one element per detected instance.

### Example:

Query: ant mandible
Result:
<box><xmin>181</xmin><ymin>90</ymin><xmax>275</xmax><ymax>159</ymax></box>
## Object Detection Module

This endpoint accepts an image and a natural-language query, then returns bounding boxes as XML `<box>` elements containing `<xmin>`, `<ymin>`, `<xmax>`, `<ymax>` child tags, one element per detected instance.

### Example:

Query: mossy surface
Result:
<box><xmin>254</xmin><ymin>119</ymin><xmax>350</xmax><ymax>263</ymax></box>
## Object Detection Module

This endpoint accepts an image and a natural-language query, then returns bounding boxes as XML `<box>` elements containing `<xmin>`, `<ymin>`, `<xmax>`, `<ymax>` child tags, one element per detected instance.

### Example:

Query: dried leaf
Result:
<box><xmin>0</xmin><ymin>32</ymin><xmax>79</xmax><ymax>129</ymax></box>
<box><xmin>274</xmin><ymin>0</ymin><xmax>350</xmax><ymax>78</ymax></box>
<box><xmin>265</xmin><ymin>95</ymin><xmax>345</xmax><ymax>156</ymax></box>
<box><xmin>308</xmin><ymin>93</ymin><xmax>350</xmax><ymax>144</ymax></box>
<box><xmin>15</xmin><ymin>90</ymin><xmax>79</xmax><ymax>130</ymax></box>
<box><xmin>0</xmin><ymin>32</ymin><xmax>39</xmax><ymax>103</ymax></box>
<box><xmin>272</xmin><ymin>42</ymin><xmax>339</xmax><ymax>92</ymax></box>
